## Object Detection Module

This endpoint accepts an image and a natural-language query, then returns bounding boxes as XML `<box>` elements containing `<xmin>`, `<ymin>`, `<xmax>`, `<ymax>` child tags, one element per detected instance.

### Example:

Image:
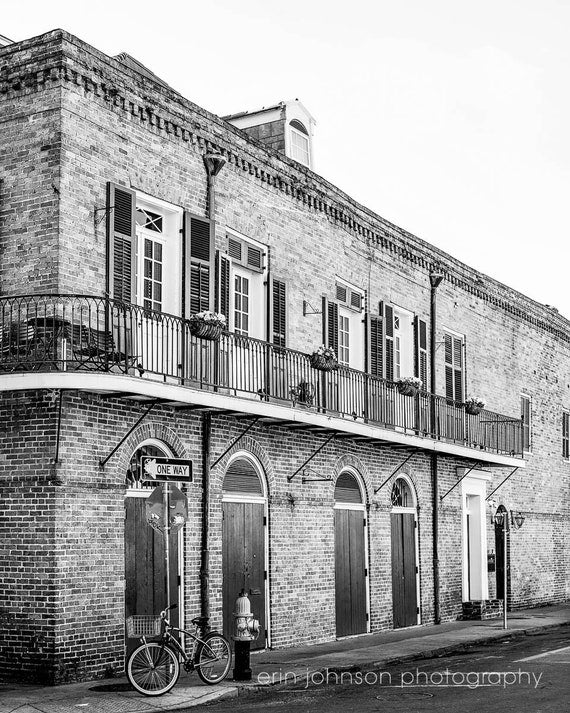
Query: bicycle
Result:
<box><xmin>126</xmin><ymin>604</ymin><xmax>232</xmax><ymax>695</ymax></box>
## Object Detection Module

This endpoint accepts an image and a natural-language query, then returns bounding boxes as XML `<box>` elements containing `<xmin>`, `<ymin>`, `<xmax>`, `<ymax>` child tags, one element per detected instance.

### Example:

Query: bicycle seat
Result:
<box><xmin>191</xmin><ymin>616</ymin><xmax>209</xmax><ymax>627</ymax></box>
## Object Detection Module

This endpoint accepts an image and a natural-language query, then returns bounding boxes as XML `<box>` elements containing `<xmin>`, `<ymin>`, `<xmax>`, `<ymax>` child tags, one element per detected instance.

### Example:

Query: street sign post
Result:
<box><xmin>145</xmin><ymin>483</ymin><xmax>189</xmax><ymax>610</ymax></box>
<box><xmin>142</xmin><ymin>457</ymin><xmax>192</xmax><ymax>483</ymax></box>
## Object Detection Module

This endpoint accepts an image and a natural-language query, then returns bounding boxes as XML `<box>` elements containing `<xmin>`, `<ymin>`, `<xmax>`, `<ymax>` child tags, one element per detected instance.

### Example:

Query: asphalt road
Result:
<box><xmin>200</xmin><ymin>626</ymin><xmax>570</xmax><ymax>713</ymax></box>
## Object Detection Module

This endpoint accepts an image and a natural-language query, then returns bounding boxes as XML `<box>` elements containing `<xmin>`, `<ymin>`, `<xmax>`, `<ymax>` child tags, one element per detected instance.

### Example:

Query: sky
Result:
<box><xmin>3</xmin><ymin>0</ymin><xmax>569</xmax><ymax>316</ymax></box>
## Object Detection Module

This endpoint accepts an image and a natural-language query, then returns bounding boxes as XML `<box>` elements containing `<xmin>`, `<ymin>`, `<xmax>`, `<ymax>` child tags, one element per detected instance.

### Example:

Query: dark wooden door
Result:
<box><xmin>335</xmin><ymin>508</ymin><xmax>367</xmax><ymax>637</ymax></box>
<box><xmin>222</xmin><ymin>501</ymin><xmax>266</xmax><ymax>649</ymax></box>
<box><xmin>125</xmin><ymin>497</ymin><xmax>179</xmax><ymax>654</ymax></box>
<box><xmin>391</xmin><ymin>512</ymin><xmax>417</xmax><ymax>628</ymax></box>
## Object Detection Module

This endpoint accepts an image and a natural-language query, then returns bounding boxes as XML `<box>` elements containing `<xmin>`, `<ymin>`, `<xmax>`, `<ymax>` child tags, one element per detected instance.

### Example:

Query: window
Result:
<box><xmin>142</xmin><ymin>238</ymin><xmax>163</xmax><ymax>311</ymax></box>
<box><xmin>339</xmin><ymin>315</ymin><xmax>350</xmax><ymax>365</ymax></box>
<box><xmin>391</xmin><ymin>477</ymin><xmax>414</xmax><ymax>508</ymax></box>
<box><xmin>521</xmin><ymin>394</ymin><xmax>531</xmax><ymax>452</ymax></box>
<box><xmin>234</xmin><ymin>274</ymin><xmax>250</xmax><ymax>336</ymax></box>
<box><xmin>563</xmin><ymin>412</ymin><xmax>570</xmax><ymax>459</ymax></box>
<box><xmin>289</xmin><ymin>120</ymin><xmax>310</xmax><ymax>167</ymax></box>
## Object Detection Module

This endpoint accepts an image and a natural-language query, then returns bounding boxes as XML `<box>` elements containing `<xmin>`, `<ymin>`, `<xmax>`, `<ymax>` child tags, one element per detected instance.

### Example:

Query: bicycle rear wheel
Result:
<box><xmin>127</xmin><ymin>641</ymin><xmax>180</xmax><ymax>695</ymax></box>
<box><xmin>196</xmin><ymin>632</ymin><xmax>232</xmax><ymax>684</ymax></box>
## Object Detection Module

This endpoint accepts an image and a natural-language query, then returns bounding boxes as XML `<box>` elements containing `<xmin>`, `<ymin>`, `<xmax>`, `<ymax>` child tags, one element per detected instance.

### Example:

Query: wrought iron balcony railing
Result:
<box><xmin>0</xmin><ymin>294</ymin><xmax>524</xmax><ymax>457</ymax></box>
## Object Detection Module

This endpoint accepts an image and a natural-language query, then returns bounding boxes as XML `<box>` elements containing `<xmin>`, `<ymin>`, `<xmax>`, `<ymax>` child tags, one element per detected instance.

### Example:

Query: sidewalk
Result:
<box><xmin>2</xmin><ymin>603</ymin><xmax>569</xmax><ymax>713</ymax></box>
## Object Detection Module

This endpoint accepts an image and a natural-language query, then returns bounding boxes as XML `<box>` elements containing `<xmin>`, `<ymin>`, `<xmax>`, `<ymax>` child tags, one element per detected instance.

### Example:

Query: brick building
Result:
<box><xmin>0</xmin><ymin>30</ymin><xmax>569</xmax><ymax>684</ymax></box>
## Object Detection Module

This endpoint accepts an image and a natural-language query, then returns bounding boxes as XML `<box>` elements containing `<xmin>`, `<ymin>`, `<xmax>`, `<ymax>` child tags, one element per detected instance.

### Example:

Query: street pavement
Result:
<box><xmin>1</xmin><ymin>603</ymin><xmax>569</xmax><ymax>713</ymax></box>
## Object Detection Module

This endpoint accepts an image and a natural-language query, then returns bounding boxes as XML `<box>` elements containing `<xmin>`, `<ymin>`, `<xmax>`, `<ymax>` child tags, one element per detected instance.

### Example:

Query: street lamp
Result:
<box><xmin>491</xmin><ymin>507</ymin><xmax>525</xmax><ymax>629</ymax></box>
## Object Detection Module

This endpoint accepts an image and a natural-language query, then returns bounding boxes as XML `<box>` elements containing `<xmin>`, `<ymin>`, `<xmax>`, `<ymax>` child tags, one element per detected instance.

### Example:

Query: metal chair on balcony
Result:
<box><xmin>0</xmin><ymin>322</ymin><xmax>36</xmax><ymax>371</ymax></box>
<box><xmin>71</xmin><ymin>324</ymin><xmax>142</xmax><ymax>375</ymax></box>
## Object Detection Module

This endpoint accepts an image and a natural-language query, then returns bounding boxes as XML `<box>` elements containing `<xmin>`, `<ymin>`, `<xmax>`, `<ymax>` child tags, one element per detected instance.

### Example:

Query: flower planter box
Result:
<box><xmin>310</xmin><ymin>353</ymin><xmax>338</xmax><ymax>372</ymax></box>
<box><xmin>397</xmin><ymin>382</ymin><xmax>418</xmax><ymax>397</ymax></box>
<box><xmin>189</xmin><ymin>321</ymin><xmax>223</xmax><ymax>342</ymax></box>
<box><xmin>464</xmin><ymin>403</ymin><xmax>483</xmax><ymax>416</ymax></box>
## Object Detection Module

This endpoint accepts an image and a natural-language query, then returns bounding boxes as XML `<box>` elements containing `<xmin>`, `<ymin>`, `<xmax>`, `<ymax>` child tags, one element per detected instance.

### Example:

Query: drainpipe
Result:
<box><xmin>429</xmin><ymin>270</ymin><xmax>444</xmax><ymax>625</ymax></box>
<box><xmin>200</xmin><ymin>153</ymin><xmax>226</xmax><ymax>625</ymax></box>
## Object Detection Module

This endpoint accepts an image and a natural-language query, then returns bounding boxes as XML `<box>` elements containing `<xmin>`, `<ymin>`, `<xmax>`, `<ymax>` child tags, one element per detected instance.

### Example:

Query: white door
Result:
<box><xmin>230</xmin><ymin>264</ymin><xmax>265</xmax><ymax>397</ymax></box>
<box><xmin>134</xmin><ymin>199</ymin><xmax>182</xmax><ymax>379</ymax></box>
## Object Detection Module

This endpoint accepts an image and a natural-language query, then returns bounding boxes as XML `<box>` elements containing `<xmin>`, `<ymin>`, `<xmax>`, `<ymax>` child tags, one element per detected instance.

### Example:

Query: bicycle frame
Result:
<box><xmin>140</xmin><ymin>619</ymin><xmax>212</xmax><ymax>672</ymax></box>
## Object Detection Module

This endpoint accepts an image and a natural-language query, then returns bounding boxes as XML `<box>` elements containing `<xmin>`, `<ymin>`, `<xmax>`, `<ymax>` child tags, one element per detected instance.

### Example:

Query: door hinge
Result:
<box><xmin>264</xmin><ymin>570</ymin><xmax>267</xmax><ymax>581</ymax></box>
<box><xmin>414</xmin><ymin>520</ymin><xmax>417</xmax><ymax>528</ymax></box>
<box><xmin>416</xmin><ymin>607</ymin><xmax>420</xmax><ymax>614</ymax></box>
<box><xmin>363</xmin><ymin>518</ymin><xmax>367</xmax><ymax>527</ymax></box>
<box><xmin>415</xmin><ymin>566</ymin><xmax>419</xmax><ymax>573</ymax></box>
<box><xmin>364</xmin><ymin>568</ymin><xmax>368</xmax><ymax>577</ymax></box>
<box><xmin>177</xmin><ymin>575</ymin><xmax>181</xmax><ymax>587</ymax></box>
<box><xmin>264</xmin><ymin>629</ymin><xmax>268</xmax><ymax>639</ymax></box>
<box><xmin>263</xmin><ymin>516</ymin><xmax>267</xmax><ymax>526</ymax></box>
<box><xmin>366</xmin><ymin>612</ymin><xmax>369</xmax><ymax>621</ymax></box>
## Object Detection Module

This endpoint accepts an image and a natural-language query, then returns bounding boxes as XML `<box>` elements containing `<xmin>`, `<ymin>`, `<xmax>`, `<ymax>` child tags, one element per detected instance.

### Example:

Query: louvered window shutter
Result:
<box><xmin>367</xmin><ymin>313</ymin><xmax>383</xmax><ymax>377</ymax></box>
<box><xmin>563</xmin><ymin>412</ymin><xmax>569</xmax><ymax>459</ymax></box>
<box><xmin>184</xmin><ymin>212</ymin><xmax>214</xmax><ymax>315</ymax></box>
<box><xmin>215</xmin><ymin>250</ymin><xmax>231</xmax><ymax>323</ymax></box>
<box><xmin>444</xmin><ymin>333</ymin><xmax>464</xmax><ymax>401</ymax></box>
<box><xmin>384</xmin><ymin>303</ymin><xmax>394</xmax><ymax>381</ymax></box>
<box><xmin>323</xmin><ymin>298</ymin><xmax>339</xmax><ymax>356</ymax></box>
<box><xmin>521</xmin><ymin>395</ymin><xmax>531</xmax><ymax>451</ymax></box>
<box><xmin>107</xmin><ymin>183</ymin><xmax>136</xmax><ymax>302</ymax></box>
<box><xmin>414</xmin><ymin>316</ymin><xmax>428</xmax><ymax>389</ymax></box>
<box><xmin>270</xmin><ymin>277</ymin><xmax>287</xmax><ymax>347</ymax></box>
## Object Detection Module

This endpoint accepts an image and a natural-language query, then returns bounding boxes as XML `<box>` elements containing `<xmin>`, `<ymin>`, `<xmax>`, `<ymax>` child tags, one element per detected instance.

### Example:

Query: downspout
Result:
<box><xmin>429</xmin><ymin>270</ymin><xmax>444</xmax><ymax>625</ymax></box>
<box><xmin>200</xmin><ymin>153</ymin><xmax>226</xmax><ymax>624</ymax></box>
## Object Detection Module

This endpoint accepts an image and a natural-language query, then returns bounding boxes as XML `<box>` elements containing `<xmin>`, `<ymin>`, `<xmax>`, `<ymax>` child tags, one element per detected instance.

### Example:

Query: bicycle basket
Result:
<box><xmin>126</xmin><ymin>615</ymin><xmax>163</xmax><ymax>637</ymax></box>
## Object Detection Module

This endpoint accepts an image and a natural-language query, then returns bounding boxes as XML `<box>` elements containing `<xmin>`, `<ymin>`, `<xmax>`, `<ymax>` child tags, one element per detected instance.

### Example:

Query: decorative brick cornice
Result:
<box><xmin>3</xmin><ymin>30</ymin><xmax>570</xmax><ymax>343</ymax></box>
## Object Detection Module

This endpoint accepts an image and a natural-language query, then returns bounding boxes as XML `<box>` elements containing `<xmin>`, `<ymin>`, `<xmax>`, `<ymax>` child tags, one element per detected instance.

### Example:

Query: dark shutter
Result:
<box><xmin>563</xmin><ymin>412</ymin><xmax>569</xmax><ymax>459</ymax></box>
<box><xmin>414</xmin><ymin>316</ymin><xmax>428</xmax><ymax>389</ymax></box>
<box><xmin>270</xmin><ymin>278</ymin><xmax>287</xmax><ymax>347</ymax></box>
<box><xmin>322</xmin><ymin>297</ymin><xmax>339</xmax><ymax>356</ymax></box>
<box><xmin>367</xmin><ymin>313</ymin><xmax>383</xmax><ymax>377</ymax></box>
<box><xmin>184</xmin><ymin>212</ymin><xmax>214</xmax><ymax>316</ymax></box>
<box><xmin>444</xmin><ymin>333</ymin><xmax>464</xmax><ymax>401</ymax></box>
<box><xmin>384</xmin><ymin>303</ymin><xmax>394</xmax><ymax>381</ymax></box>
<box><xmin>107</xmin><ymin>183</ymin><xmax>136</xmax><ymax>302</ymax></box>
<box><xmin>215</xmin><ymin>250</ymin><xmax>231</xmax><ymax>323</ymax></box>
<box><xmin>521</xmin><ymin>395</ymin><xmax>531</xmax><ymax>451</ymax></box>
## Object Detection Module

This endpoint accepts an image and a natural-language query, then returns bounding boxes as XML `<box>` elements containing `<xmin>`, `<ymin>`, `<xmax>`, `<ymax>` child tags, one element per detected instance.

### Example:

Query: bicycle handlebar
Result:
<box><xmin>160</xmin><ymin>603</ymin><xmax>178</xmax><ymax>619</ymax></box>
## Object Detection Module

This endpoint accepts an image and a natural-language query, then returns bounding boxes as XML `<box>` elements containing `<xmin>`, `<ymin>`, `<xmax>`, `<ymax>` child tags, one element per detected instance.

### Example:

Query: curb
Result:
<box><xmin>235</xmin><ymin>619</ymin><xmax>570</xmax><ymax>695</ymax></box>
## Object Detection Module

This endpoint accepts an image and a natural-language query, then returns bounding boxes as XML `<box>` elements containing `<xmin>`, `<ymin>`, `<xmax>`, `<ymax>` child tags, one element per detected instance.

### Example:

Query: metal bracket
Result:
<box><xmin>440</xmin><ymin>461</ymin><xmax>481</xmax><ymax>501</ymax></box>
<box><xmin>303</xmin><ymin>300</ymin><xmax>322</xmax><ymax>316</ymax></box>
<box><xmin>99</xmin><ymin>401</ymin><xmax>158</xmax><ymax>467</ymax></box>
<box><xmin>288</xmin><ymin>433</ymin><xmax>335</xmax><ymax>482</ymax></box>
<box><xmin>211</xmin><ymin>417</ymin><xmax>260</xmax><ymax>469</ymax></box>
<box><xmin>374</xmin><ymin>449</ymin><xmax>417</xmax><ymax>494</ymax></box>
<box><xmin>301</xmin><ymin>466</ymin><xmax>333</xmax><ymax>484</ymax></box>
<box><xmin>93</xmin><ymin>205</ymin><xmax>113</xmax><ymax>225</ymax></box>
<box><xmin>485</xmin><ymin>467</ymin><xmax>519</xmax><ymax>501</ymax></box>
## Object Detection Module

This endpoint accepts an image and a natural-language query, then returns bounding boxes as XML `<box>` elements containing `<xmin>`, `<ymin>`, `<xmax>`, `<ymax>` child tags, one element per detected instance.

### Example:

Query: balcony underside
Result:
<box><xmin>0</xmin><ymin>371</ymin><xmax>524</xmax><ymax>468</ymax></box>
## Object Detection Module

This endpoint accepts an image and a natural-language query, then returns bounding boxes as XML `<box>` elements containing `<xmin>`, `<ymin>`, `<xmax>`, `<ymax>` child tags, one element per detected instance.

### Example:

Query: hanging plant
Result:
<box><xmin>464</xmin><ymin>396</ymin><xmax>485</xmax><ymax>415</ymax></box>
<box><xmin>309</xmin><ymin>345</ymin><xmax>339</xmax><ymax>372</ymax></box>
<box><xmin>396</xmin><ymin>375</ymin><xmax>423</xmax><ymax>396</ymax></box>
<box><xmin>188</xmin><ymin>311</ymin><xmax>226</xmax><ymax>341</ymax></box>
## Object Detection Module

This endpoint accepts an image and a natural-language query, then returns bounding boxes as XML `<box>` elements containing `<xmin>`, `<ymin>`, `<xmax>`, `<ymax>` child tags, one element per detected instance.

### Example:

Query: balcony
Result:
<box><xmin>0</xmin><ymin>295</ymin><xmax>524</xmax><ymax>464</ymax></box>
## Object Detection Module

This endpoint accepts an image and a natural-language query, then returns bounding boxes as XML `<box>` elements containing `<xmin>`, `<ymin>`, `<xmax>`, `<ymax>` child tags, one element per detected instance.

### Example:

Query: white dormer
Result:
<box><xmin>224</xmin><ymin>99</ymin><xmax>316</xmax><ymax>169</ymax></box>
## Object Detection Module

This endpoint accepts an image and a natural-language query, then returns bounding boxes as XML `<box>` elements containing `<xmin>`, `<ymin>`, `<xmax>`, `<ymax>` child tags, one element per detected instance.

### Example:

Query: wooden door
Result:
<box><xmin>335</xmin><ymin>508</ymin><xmax>367</xmax><ymax>637</ymax></box>
<box><xmin>125</xmin><ymin>497</ymin><xmax>179</xmax><ymax>653</ymax></box>
<box><xmin>391</xmin><ymin>512</ymin><xmax>417</xmax><ymax>628</ymax></box>
<box><xmin>222</xmin><ymin>501</ymin><xmax>266</xmax><ymax>649</ymax></box>
<box><xmin>495</xmin><ymin>513</ymin><xmax>507</xmax><ymax>602</ymax></box>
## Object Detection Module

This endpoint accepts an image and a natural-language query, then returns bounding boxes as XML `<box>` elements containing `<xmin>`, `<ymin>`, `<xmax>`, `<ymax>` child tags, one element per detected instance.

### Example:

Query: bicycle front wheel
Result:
<box><xmin>196</xmin><ymin>632</ymin><xmax>232</xmax><ymax>684</ymax></box>
<box><xmin>127</xmin><ymin>641</ymin><xmax>180</xmax><ymax>696</ymax></box>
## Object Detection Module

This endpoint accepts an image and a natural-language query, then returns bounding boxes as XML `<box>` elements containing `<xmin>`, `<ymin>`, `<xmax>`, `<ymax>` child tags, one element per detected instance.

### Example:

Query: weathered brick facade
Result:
<box><xmin>1</xmin><ymin>30</ymin><xmax>569</xmax><ymax>684</ymax></box>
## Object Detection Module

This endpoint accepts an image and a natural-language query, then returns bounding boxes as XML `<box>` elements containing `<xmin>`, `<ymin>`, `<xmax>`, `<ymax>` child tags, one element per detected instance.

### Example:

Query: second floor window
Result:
<box><xmin>339</xmin><ymin>315</ymin><xmax>350</xmax><ymax>365</ymax></box>
<box><xmin>234</xmin><ymin>274</ymin><xmax>250</xmax><ymax>336</ymax></box>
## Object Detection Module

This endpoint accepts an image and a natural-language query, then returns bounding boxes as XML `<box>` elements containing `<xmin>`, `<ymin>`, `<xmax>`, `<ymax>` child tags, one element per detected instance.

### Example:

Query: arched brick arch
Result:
<box><xmin>115</xmin><ymin>421</ymin><xmax>187</xmax><ymax>476</ymax></box>
<box><xmin>333</xmin><ymin>453</ymin><xmax>372</xmax><ymax>505</ymax></box>
<box><xmin>381</xmin><ymin>466</ymin><xmax>421</xmax><ymax>510</ymax></box>
<box><xmin>210</xmin><ymin>435</ymin><xmax>275</xmax><ymax>495</ymax></box>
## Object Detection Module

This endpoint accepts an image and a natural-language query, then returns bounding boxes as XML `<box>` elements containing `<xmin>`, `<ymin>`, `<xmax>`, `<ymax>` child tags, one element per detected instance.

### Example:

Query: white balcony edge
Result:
<box><xmin>0</xmin><ymin>372</ymin><xmax>524</xmax><ymax>468</ymax></box>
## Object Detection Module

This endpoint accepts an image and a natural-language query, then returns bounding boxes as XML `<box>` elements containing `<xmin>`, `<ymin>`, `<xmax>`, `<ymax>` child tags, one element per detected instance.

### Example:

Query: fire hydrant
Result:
<box><xmin>232</xmin><ymin>589</ymin><xmax>260</xmax><ymax>681</ymax></box>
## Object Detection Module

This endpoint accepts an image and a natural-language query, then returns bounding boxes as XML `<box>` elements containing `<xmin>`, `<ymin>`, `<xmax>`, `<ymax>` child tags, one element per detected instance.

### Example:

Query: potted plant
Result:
<box><xmin>464</xmin><ymin>396</ymin><xmax>485</xmax><ymax>415</ymax></box>
<box><xmin>188</xmin><ymin>311</ymin><xmax>226</xmax><ymax>341</ymax></box>
<box><xmin>309</xmin><ymin>345</ymin><xmax>339</xmax><ymax>372</ymax></box>
<box><xmin>396</xmin><ymin>375</ymin><xmax>423</xmax><ymax>397</ymax></box>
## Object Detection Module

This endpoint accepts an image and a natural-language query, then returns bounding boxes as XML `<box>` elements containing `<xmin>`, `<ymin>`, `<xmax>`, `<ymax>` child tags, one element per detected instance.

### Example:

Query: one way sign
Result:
<box><xmin>141</xmin><ymin>457</ymin><xmax>193</xmax><ymax>483</ymax></box>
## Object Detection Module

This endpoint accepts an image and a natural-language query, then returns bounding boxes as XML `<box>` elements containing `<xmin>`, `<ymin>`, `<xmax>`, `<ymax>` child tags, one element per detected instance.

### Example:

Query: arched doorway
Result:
<box><xmin>334</xmin><ymin>470</ymin><xmax>369</xmax><ymax>637</ymax></box>
<box><xmin>494</xmin><ymin>504</ymin><xmax>509</xmax><ymax>604</ymax></box>
<box><xmin>390</xmin><ymin>476</ymin><xmax>419</xmax><ymax>628</ymax></box>
<box><xmin>124</xmin><ymin>440</ymin><xmax>181</xmax><ymax>653</ymax></box>
<box><xmin>222</xmin><ymin>453</ymin><xmax>268</xmax><ymax>649</ymax></box>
